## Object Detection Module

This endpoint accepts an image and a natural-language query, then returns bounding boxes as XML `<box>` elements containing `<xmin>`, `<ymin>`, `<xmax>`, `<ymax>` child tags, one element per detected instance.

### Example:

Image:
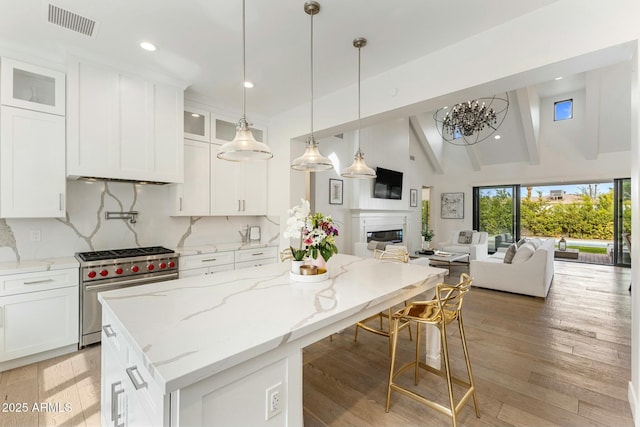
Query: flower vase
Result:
<box><xmin>309</xmin><ymin>252</ymin><xmax>327</xmax><ymax>271</ymax></box>
<box><xmin>290</xmin><ymin>260</ymin><xmax>304</xmax><ymax>275</ymax></box>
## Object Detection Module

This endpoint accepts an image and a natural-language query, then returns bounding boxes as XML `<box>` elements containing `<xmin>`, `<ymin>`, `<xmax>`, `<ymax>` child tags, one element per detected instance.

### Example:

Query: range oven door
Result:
<box><xmin>81</xmin><ymin>273</ymin><xmax>177</xmax><ymax>347</ymax></box>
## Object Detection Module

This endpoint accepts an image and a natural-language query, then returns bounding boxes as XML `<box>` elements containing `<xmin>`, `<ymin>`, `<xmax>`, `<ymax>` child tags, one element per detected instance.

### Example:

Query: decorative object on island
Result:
<box><xmin>217</xmin><ymin>0</ymin><xmax>273</xmax><ymax>161</ymax></box>
<box><xmin>291</xmin><ymin>1</ymin><xmax>333</xmax><ymax>172</ymax></box>
<box><xmin>441</xmin><ymin>192</ymin><xmax>464</xmax><ymax>219</ymax></box>
<box><xmin>410</xmin><ymin>188</ymin><xmax>418</xmax><ymax>207</ymax></box>
<box><xmin>284</xmin><ymin>198</ymin><xmax>339</xmax><ymax>278</ymax></box>
<box><xmin>329</xmin><ymin>178</ymin><xmax>343</xmax><ymax>205</ymax></box>
<box><xmin>433</xmin><ymin>93</ymin><xmax>509</xmax><ymax>146</ymax></box>
<box><xmin>340</xmin><ymin>37</ymin><xmax>376</xmax><ymax>179</ymax></box>
<box><xmin>558</xmin><ymin>236</ymin><xmax>567</xmax><ymax>251</ymax></box>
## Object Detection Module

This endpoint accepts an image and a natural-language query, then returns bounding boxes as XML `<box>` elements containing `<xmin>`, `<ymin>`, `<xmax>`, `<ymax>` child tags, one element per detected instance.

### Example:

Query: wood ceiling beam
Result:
<box><xmin>516</xmin><ymin>87</ymin><xmax>541</xmax><ymax>165</ymax></box>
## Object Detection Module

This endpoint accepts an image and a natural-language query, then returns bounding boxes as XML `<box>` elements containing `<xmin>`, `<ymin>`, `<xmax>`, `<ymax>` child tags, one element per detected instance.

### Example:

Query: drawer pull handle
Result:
<box><xmin>103</xmin><ymin>324</ymin><xmax>116</xmax><ymax>338</ymax></box>
<box><xmin>126</xmin><ymin>366</ymin><xmax>148</xmax><ymax>390</ymax></box>
<box><xmin>201</xmin><ymin>258</ymin><xmax>217</xmax><ymax>262</ymax></box>
<box><xmin>111</xmin><ymin>381</ymin><xmax>124</xmax><ymax>427</ymax></box>
<box><xmin>252</xmin><ymin>252</ymin><xmax>264</xmax><ymax>256</ymax></box>
<box><xmin>23</xmin><ymin>278</ymin><xmax>54</xmax><ymax>285</ymax></box>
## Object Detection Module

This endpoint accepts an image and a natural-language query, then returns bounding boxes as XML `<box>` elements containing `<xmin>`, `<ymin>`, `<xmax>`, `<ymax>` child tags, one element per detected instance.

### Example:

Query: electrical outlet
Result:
<box><xmin>30</xmin><ymin>229</ymin><xmax>41</xmax><ymax>242</ymax></box>
<box><xmin>265</xmin><ymin>382</ymin><xmax>283</xmax><ymax>420</ymax></box>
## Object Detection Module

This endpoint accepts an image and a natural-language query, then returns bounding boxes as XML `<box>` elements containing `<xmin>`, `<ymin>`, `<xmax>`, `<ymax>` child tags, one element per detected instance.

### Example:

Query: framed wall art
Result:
<box><xmin>441</xmin><ymin>192</ymin><xmax>464</xmax><ymax>219</ymax></box>
<box><xmin>410</xmin><ymin>188</ymin><xmax>418</xmax><ymax>207</ymax></box>
<box><xmin>329</xmin><ymin>179</ymin><xmax>343</xmax><ymax>205</ymax></box>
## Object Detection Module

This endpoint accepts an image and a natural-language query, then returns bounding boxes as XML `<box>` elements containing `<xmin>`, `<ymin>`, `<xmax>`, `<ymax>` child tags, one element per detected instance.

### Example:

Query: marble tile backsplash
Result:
<box><xmin>0</xmin><ymin>180</ymin><xmax>280</xmax><ymax>262</ymax></box>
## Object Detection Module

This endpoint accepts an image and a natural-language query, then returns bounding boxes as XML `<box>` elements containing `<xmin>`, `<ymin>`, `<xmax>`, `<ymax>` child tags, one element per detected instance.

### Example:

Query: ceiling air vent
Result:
<box><xmin>47</xmin><ymin>4</ymin><xmax>97</xmax><ymax>37</ymax></box>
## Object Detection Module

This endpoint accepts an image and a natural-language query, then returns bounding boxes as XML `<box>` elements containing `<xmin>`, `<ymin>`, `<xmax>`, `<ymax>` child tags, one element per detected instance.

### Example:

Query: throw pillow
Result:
<box><xmin>503</xmin><ymin>243</ymin><xmax>518</xmax><ymax>264</ymax></box>
<box><xmin>517</xmin><ymin>238</ymin><xmax>527</xmax><ymax>247</ymax></box>
<box><xmin>512</xmin><ymin>242</ymin><xmax>535</xmax><ymax>263</ymax></box>
<box><xmin>458</xmin><ymin>230</ymin><xmax>473</xmax><ymax>244</ymax></box>
<box><xmin>529</xmin><ymin>238</ymin><xmax>542</xmax><ymax>249</ymax></box>
<box><xmin>367</xmin><ymin>240</ymin><xmax>379</xmax><ymax>250</ymax></box>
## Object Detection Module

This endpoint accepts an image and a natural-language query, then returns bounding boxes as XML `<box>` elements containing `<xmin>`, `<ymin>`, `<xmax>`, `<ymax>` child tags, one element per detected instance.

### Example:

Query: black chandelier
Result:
<box><xmin>434</xmin><ymin>93</ymin><xmax>509</xmax><ymax>146</ymax></box>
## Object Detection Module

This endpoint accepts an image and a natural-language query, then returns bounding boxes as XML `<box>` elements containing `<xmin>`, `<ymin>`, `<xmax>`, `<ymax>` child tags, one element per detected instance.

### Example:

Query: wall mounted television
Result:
<box><xmin>373</xmin><ymin>167</ymin><xmax>403</xmax><ymax>199</ymax></box>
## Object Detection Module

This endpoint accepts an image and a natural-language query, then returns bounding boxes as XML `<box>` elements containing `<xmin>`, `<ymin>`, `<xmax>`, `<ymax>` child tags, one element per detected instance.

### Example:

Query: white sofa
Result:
<box><xmin>469</xmin><ymin>238</ymin><xmax>555</xmax><ymax>298</ymax></box>
<box><xmin>437</xmin><ymin>230</ymin><xmax>489</xmax><ymax>261</ymax></box>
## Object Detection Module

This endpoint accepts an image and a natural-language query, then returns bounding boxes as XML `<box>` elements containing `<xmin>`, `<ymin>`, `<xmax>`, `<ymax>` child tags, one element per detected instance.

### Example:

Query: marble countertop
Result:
<box><xmin>173</xmin><ymin>242</ymin><xmax>273</xmax><ymax>256</ymax></box>
<box><xmin>0</xmin><ymin>256</ymin><xmax>79</xmax><ymax>275</ymax></box>
<box><xmin>99</xmin><ymin>254</ymin><xmax>447</xmax><ymax>394</ymax></box>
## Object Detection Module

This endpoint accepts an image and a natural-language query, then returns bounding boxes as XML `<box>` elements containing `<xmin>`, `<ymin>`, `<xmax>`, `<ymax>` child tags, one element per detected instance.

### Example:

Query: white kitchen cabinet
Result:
<box><xmin>170</xmin><ymin>140</ymin><xmax>210</xmax><ymax>216</ymax></box>
<box><xmin>234</xmin><ymin>246</ymin><xmax>278</xmax><ymax>269</ymax></box>
<box><xmin>0</xmin><ymin>268</ymin><xmax>79</xmax><ymax>367</ymax></box>
<box><xmin>101</xmin><ymin>313</ymin><xmax>167</xmax><ymax>427</ymax></box>
<box><xmin>179</xmin><ymin>251</ymin><xmax>235</xmax><ymax>278</ymax></box>
<box><xmin>211</xmin><ymin>144</ymin><xmax>267</xmax><ymax>215</ymax></box>
<box><xmin>67</xmin><ymin>59</ymin><xmax>184</xmax><ymax>183</ymax></box>
<box><xmin>0</xmin><ymin>106</ymin><xmax>66</xmax><ymax>218</ymax></box>
<box><xmin>184</xmin><ymin>104</ymin><xmax>211</xmax><ymax>142</ymax></box>
<box><xmin>0</xmin><ymin>57</ymin><xmax>65</xmax><ymax>115</ymax></box>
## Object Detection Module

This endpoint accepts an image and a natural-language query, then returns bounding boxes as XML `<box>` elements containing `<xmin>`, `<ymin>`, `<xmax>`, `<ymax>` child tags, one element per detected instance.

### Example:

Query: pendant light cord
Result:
<box><xmin>309</xmin><ymin>9</ymin><xmax>314</xmax><ymax>140</ymax></box>
<box><xmin>241</xmin><ymin>0</ymin><xmax>247</xmax><ymax>119</ymax></box>
<box><xmin>357</xmin><ymin>44</ymin><xmax>362</xmax><ymax>154</ymax></box>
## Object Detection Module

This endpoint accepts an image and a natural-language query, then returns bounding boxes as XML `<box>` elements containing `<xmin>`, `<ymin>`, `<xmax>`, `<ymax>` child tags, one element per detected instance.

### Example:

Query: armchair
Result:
<box><xmin>437</xmin><ymin>230</ymin><xmax>489</xmax><ymax>260</ymax></box>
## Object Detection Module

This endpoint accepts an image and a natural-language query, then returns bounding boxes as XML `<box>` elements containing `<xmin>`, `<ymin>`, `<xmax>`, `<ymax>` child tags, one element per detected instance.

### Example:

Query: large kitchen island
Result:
<box><xmin>98</xmin><ymin>253</ymin><xmax>447</xmax><ymax>427</ymax></box>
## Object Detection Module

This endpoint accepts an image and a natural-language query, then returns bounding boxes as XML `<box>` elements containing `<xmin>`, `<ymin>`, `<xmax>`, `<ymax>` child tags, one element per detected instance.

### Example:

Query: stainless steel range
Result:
<box><xmin>76</xmin><ymin>246</ymin><xmax>179</xmax><ymax>347</ymax></box>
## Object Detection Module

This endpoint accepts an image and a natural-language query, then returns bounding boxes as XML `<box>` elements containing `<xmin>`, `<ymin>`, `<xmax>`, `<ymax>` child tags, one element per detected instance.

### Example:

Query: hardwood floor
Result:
<box><xmin>0</xmin><ymin>261</ymin><xmax>632</xmax><ymax>426</ymax></box>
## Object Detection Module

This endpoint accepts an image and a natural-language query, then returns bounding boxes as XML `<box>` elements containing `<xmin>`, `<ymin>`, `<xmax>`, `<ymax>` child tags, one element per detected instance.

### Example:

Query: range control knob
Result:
<box><xmin>159</xmin><ymin>262</ymin><xmax>167</xmax><ymax>269</ymax></box>
<box><xmin>147</xmin><ymin>264</ymin><xmax>155</xmax><ymax>271</ymax></box>
<box><xmin>168</xmin><ymin>261</ymin><xmax>175</xmax><ymax>268</ymax></box>
<box><xmin>88</xmin><ymin>271</ymin><xmax>97</xmax><ymax>278</ymax></box>
<box><xmin>100</xmin><ymin>270</ymin><xmax>108</xmax><ymax>277</ymax></box>
<box><xmin>115</xmin><ymin>268</ymin><xmax>123</xmax><ymax>275</ymax></box>
<box><xmin>131</xmin><ymin>265</ymin><xmax>139</xmax><ymax>273</ymax></box>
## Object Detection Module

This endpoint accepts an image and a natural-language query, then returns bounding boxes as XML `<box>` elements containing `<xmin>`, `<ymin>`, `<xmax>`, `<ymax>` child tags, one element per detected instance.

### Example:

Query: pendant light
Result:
<box><xmin>341</xmin><ymin>38</ymin><xmax>376</xmax><ymax>179</ymax></box>
<box><xmin>291</xmin><ymin>1</ymin><xmax>333</xmax><ymax>172</ymax></box>
<box><xmin>218</xmin><ymin>0</ymin><xmax>273</xmax><ymax>162</ymax></box>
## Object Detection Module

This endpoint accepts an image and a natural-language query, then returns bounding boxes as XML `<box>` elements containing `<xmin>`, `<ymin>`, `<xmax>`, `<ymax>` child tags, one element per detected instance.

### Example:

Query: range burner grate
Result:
<box><xmin>76</xmin><ymin>246</ymin><xmax>174</xmax><ymax>262</ymax></box>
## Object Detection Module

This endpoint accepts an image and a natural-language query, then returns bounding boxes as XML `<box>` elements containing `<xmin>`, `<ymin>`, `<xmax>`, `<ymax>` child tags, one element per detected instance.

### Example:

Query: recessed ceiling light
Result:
<box><xmin>443</xmin><ymin>106</ymin><xmax>449</xmax><ymax>109</ymax></box>
<box><xmin>140</xmin><ymin>41</ymin><xmax>156</xmax><ymax>51</ymax></box>
<box><xmin>494</xmin><ymin>135</ymin><xmax>501</xmax><ymax>140</ymax></box>
<box><xmin>244</xmin><ymin>81</ymin><xmax>254</xmax><ymax>88</ymax></box>
<box><xmin>191</xmin><ymin>113</ymin><xmax>200</xmax><ymax>118</ymax></box>
<box><xmin>555</xmin><ymin>76</ymin><xmax>563</xmax><ymax>80</ymax></box>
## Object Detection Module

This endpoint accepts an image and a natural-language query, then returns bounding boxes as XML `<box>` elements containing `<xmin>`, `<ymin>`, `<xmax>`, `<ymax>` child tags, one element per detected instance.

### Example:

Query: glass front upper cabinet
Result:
<box><xmin>184</xmin><ymin>105</ymin><xmax>211</xmax><ymax>142</ymax></box>
<box><xmin>214</xmin><ymin>117</ymin><xmax>264</xmax><ymax>144</ymax></box>
<box><xmin>0</xmin><ymin>58</ymin><xmax>65</xmax><ymax>115</ymax></box>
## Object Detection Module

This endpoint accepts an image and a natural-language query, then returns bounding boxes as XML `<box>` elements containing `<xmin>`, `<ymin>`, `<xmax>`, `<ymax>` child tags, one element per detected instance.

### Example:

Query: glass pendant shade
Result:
<box><xmin>291</xmin><ymin>136</ymin><xmax>333</xmax><ymax>171</ymax></box>
<box><xmin>218</xmin><ymin>117</ymin><xmax>273</xmax><ymax>161</ymax></box>
<box><xmin>342</xmin><ymin>151</ymin><xmax>376</xmax><ymax>178</ymax></box>
<box><xmin>218</xmin><ymin>0</ymin><xmax>273</xmax><ymax>162</ymax></box>
<box><xmin>340</xmin><ymin>37</ymin><xmax>375</xmax><ymax>179</ymax></box>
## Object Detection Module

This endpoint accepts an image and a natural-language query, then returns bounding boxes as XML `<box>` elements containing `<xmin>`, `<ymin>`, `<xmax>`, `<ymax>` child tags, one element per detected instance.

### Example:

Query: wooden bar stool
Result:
<box><xmin>385</xmin><ymin>273</ymin><xmax>480</xmax><ymax>427</ymax></box>
<box><xmin>354</xmin><ymin>247</ymin><xmax>412</xmax><ymax>354</ymax></box>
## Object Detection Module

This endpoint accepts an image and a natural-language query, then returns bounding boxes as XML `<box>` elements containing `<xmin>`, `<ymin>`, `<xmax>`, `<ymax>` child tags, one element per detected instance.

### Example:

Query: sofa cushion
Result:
<box><xmin>512</xmin><ymin>242</ymin><xmax>535</xmax><ymax>263</ymax></box>
<box><xmin>471</xmin><ymin>232</ymin><xmax>481</xmax><ymax>244</ymax></box>
<box><xmin>503</xmin><ymin>243</ymin><xmax>518</xmax><ymax>264</ymax></box>
<box><xmin>517</xmin><ymin>238</ymin><xmax>527</xmax><ymax>247</ymax></box>
<box><xmin>529</xmin><ymin>238</ymin><xmax>543</xmax><ymax>249</ymax></box>
<box><xmin>458</xmin><ymin>230</ymin><xmax>473</xmax><ymax>244</ymax></box>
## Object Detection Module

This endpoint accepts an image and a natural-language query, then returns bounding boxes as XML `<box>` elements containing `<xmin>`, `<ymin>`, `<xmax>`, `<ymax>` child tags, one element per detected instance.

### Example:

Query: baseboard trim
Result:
<box><xmin>0</xmin><ymin>344</ymin><xmax>78</xmax><ymax>373</ymax></box>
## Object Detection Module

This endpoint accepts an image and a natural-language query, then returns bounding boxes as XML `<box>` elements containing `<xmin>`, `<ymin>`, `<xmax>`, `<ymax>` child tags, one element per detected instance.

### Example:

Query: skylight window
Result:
<box><xmin>554</xmin><ymin>99</ymin><xmax>573</xmax><ymax>121</ymax></box>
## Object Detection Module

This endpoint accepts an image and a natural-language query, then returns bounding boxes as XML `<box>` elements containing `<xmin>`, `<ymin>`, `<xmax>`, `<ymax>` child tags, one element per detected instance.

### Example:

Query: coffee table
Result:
<box><xmin>425</xmin><ymin>251</ymin><xmax>470</xmax><ymax>272</ymax></box>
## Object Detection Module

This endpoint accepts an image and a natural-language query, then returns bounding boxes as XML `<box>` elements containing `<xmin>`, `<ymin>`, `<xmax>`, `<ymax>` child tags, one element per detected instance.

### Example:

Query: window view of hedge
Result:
<box><xmin>479</xmin><ymin>183</ymin><xmax>630</xmax><ymax>240</ymax></box>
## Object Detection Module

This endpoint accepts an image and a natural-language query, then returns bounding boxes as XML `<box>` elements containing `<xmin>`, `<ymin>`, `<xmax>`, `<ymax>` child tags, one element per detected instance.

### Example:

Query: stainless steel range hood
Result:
<box><xmin>76</xmin><ymin>176</ymin><xmax>170</xmax><ymax>185</ymax></box>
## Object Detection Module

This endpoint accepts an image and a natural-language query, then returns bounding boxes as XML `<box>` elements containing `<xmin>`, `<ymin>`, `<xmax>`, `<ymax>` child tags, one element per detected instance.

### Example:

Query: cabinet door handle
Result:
<box><xmin>242</xmin><ymin>199</ymin><xmax>246</xmax><ymax>211</ymax></box>
<box><xmin>103</xmin><ymin>324</ymin><xmax>116</xmax><ymax>338</ymax></box>
<box><xmin>111</xmin><ymin>381</ymin><xmax>124</xmax><ymax>427</ymax></box>
<box><xmin>126</xmin><ymin>366</ymin><xmax>148</xmax><ymax>390</ymax></box>
<box><xmin>179</xmin><ymin>197</ymin><xmax>183</xmax><ymax>212</ymax></box>
<box><xmin>23</xmin><ymin>278</ymin><xmax>54</xmax><ymax>285</ymax></box>
<box><xmin>59</xmin><ymin>193</ymin><xmax>64</xmax><ymax>211</ymax></box>
<box><xmin>201</xmin><ymin>258</ymin><xmax>217</xmax><ymax>262</ymax></box>
<box><xmin>238</xmin><ymin>200</ymin><xmax>241</xmax><ymax>211</ymax></box>
<box><xmin>0</xmin><ymin>307</ymin><xmax>3</xmax><ymax>328</ymax></box>
<box><xmin>252</xmin><ymin>252</ymin><xmax>264</xmax><ymax>256</ymax></box>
